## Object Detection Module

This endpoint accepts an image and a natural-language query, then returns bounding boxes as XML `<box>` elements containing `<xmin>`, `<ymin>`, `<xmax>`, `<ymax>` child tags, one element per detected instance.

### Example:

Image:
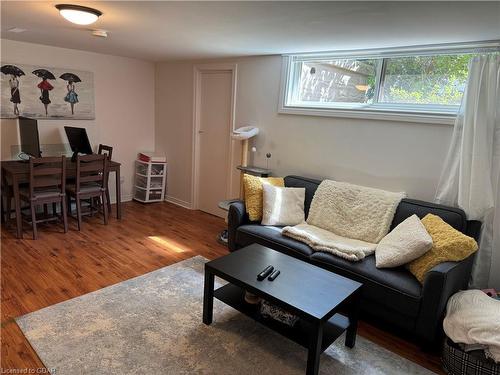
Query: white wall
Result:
<box><xmin>156</xmin><ymin>55</ymin><xmax>453</xmax><ymax>205</ymax></box>
<box><xmin>155</xmin><ymin>62</ymin><xmax>195</xmax><ymax>207</ymax></box>
<box><xmin>1</xmin><ymin>39</ymin><xmax>155</xmax><ymax>202</ymax></box>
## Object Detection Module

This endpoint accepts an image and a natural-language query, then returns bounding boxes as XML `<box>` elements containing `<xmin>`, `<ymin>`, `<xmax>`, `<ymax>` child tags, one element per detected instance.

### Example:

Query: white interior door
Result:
<box><xmin>196</xmin><ymin>70</ymin><xmax>233</xmax><ymax>217</ymax></box>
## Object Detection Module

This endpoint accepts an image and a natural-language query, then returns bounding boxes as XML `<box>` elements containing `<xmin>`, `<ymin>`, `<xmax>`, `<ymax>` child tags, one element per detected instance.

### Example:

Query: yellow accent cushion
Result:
<box><xmin>408</xmin><ymin>214</ymin><xmax>478</xmax><ymax>284</ymax></box>
<box><xmin>243</xmin><ymin>174</ymin><xmax>284</xmax><ymax>221</ymax></box>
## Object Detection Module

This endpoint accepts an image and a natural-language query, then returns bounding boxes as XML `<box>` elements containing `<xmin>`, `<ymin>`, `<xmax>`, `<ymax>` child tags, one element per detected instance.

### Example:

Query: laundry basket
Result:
<box><xmin>442</xmin><ymin>338</ymin><xmax>499</xmax><ymax>375</ymax></box>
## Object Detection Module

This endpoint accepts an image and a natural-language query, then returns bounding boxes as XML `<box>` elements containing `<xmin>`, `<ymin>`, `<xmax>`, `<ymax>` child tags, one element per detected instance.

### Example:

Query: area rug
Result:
<box><xmin>16</xmin><ymin>256</ymin><xmax>434</xmax><ymax>375</ymax></box>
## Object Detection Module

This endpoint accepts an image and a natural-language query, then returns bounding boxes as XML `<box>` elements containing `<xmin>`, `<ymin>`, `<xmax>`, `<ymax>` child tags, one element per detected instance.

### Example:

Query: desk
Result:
<box><xmin>1</xmin><ymin>159</ymin><xmax>122</xmax><ymax>239</ymax></box>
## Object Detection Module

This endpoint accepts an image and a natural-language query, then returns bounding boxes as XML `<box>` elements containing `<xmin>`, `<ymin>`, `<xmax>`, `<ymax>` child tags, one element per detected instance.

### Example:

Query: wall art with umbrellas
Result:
<box><xmin>1</xmin><ymin>62</ymin><xmax>95</xmax><ymax>119</ymax></box>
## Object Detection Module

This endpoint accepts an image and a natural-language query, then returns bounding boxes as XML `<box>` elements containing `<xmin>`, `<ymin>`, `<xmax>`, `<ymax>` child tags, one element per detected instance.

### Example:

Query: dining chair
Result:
<box><xmin>1</xmin><ymin>173</ymin><xmax>13</xmax><ymax>224</ymax></box>
<box><xmin>66</xmin><ymin>154</ymin><xmax>109</xmax><ymax>230</ymax></box>
<box><xmin>98</xmin><ymin>144</ymin><xmax>113</xmax><ymax>214</ymax></box>
<box><xmin>19</xmin><ymin>156</ymin><xmax>68</xmax><ymax>240</ymax></box>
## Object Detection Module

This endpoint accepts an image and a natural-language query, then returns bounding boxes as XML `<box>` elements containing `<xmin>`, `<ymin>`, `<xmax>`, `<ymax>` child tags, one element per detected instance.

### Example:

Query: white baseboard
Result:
<box><xmin>110</xmin><ymin>194</ymin><xmax>133</xmax><ymax>204</ymax></box>
<box><xmin>121</xmin><ymin>194</ymin><xmax>133</xmax><ymax>203</ymax></box>
<box><xmin>164</xmin><ymin>196</ymin><xmax>193</xmax><ymax>209</ymax></box>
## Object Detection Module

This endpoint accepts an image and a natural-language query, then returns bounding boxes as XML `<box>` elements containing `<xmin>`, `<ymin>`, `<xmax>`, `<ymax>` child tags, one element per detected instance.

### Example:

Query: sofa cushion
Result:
<box><xmin>310</xmin><ymin>251</ymin><xmax>422</xmax><ymax>317</ymax></box>
<box><xmin>236</xmin><ymin>225</ymin><xmax>314</xmax><ymax>259</ymax></box>
<box><xmin>392</xmin><ymin>198</ymin><xmax>467</xmax><ymax>232</ymax></box>
<box><xmin>282</xmin><ymin>178</ymin><xmax>469</xmax><ymax>235</ymax></box>
<box><xmin>284</xmin><ymin>175</ymin><xmax>320</xmax><ymax>218</ymax></box>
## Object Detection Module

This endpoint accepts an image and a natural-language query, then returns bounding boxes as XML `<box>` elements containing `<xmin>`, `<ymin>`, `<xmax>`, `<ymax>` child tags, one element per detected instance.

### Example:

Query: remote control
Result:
<box><xmin>268</xmin><ymin>270</ymin><xmax>280</xmax><ymax>281</ymax></box>
<box><xmin>257</xmin><ymin>265</ymin><xmax>274</xmax><ymax>281</ymax></box>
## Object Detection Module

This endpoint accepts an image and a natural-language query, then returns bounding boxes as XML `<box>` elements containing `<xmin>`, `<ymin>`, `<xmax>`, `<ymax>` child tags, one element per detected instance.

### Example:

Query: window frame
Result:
<box><xmin>278</xmin><ymin>42</ymin><xmax>499</xmax><ymax>125</ymax></box>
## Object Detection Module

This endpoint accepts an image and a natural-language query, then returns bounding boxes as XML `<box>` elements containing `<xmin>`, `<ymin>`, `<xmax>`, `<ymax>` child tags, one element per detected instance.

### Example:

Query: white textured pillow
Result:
<box><xmin>261</xmin><ymin>184</ymin><xmax>305</xmax><ymax>226</ymax></box>
<box><xmin>375</xmin><ymin>214</ymin><xmax>433</xmax><ymax>268</ymax></box>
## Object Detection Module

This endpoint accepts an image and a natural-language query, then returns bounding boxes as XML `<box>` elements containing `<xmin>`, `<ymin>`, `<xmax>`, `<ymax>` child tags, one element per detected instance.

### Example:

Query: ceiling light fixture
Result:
<box><xmin>55</xmin><ymin>4</ymin><xmax>102</xmax><ymax>25</ymax></box>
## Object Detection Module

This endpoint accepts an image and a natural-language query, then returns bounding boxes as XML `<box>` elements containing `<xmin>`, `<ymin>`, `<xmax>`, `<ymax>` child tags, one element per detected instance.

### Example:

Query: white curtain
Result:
<box><xmin>435</xmin><ymin>55</ymin><xmax>500</xmax><ymax>289</ymax></box>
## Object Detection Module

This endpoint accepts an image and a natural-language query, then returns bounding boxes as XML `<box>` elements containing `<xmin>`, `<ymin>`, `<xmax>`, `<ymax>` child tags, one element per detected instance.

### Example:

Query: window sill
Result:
<box><xmin>278</xmin><ymin>105</ymin><xmax>457</xmax><ymax>125</ymax></box>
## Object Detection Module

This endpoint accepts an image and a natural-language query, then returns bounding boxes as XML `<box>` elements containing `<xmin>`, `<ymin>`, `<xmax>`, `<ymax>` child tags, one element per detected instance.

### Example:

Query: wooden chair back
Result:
<box><xmin>28</xmin><ymin>156</ymin><xmax>66</xmax><ymax>198</ymax></box>
<box><xmin>98</xmin><ymin>144</ymin><xmax>113</xmax><ymax>160</ymax></box>
<box><xmin>76</xmin><ymin>154</ymin><xmax>108</xmax><ymax>192</ymax></box>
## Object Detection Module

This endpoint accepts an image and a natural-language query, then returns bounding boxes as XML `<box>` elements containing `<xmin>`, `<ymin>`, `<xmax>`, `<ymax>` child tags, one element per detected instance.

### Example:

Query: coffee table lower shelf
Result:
<box><xmin>213</xmin><ymin>283</ymin><xmax>350</xmax><ymax>351</ymax></box>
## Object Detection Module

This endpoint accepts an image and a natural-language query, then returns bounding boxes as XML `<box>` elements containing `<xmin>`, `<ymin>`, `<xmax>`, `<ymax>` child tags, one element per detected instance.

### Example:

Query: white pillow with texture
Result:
<box><xmin>261</xmin><ymin>184</ymin><xmax>305</xmax><ymax>226</ymax></box>
<box><xmin>375</xmin><ymin>214</ymin><xmax>433</xmax><ymax>268</ymax></box>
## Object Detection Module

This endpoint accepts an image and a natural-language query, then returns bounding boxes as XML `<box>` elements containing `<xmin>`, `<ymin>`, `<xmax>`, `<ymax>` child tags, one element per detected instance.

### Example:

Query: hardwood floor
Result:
<box><xmin>1</xmin><ymin>201</ymin><xmax>443</xmax><ymax>373</ymax></box>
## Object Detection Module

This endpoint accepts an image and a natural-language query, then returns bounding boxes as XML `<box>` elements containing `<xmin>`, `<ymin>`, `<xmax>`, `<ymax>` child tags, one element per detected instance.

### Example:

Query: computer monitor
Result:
<box><xmin>64</xmin><ymin>126</ymin><xmax>93</xmax><ymax>161</ymax></box>
<box><xmin>19</xmin><ymin>116</ymin><xmax>41</xmax><ymax>158</ymax></box>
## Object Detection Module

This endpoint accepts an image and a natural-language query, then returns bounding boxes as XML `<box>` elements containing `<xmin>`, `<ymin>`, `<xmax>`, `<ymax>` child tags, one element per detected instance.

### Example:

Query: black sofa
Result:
<box><xmin>228</xmin><ymin>175</ymin><xmax>481</xmax><ymax>347</ymax></box>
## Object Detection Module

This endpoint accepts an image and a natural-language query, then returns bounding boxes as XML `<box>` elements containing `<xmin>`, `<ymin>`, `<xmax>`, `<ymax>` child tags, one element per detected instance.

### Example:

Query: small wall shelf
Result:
<box><xmin>133</xmin><ymin>159</ymin><xmax>167</xmax><ymax>203</ymax></box>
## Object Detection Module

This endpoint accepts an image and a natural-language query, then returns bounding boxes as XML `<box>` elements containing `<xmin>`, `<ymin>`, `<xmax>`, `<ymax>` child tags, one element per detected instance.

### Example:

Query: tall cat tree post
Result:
<box><xmin>217</xmin><ymin>126</ymin><xmax>267</xmax><ymax>246</ymax></box>
<box><xmin>231</xmin><ymin>126</ymin><xmax>259</xmax><ymax>198</ymax></box>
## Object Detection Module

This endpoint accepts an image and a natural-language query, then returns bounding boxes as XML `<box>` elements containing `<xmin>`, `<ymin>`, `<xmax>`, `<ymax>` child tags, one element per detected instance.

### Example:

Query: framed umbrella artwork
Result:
<box><xmin>1</xmin><ymin>62</ymin><xmax>95</xmax><ymax>119</ymax></box>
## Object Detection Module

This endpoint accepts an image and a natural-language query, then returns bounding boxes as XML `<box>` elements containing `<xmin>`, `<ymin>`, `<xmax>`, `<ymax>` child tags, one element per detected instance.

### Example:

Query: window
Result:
<box><xmin>295</xmin><ymin>58</ymin><xmax>378</xmax><ymax>106</ymax></box>
<box><xmin>379</xmin><ymin>55</ymin><xmax>469</xmax><ymax>107</ymax></box>
<box><xmin>280</xmin><ymin>44</ymin><xmax>498</xmax><ymax>123</ymax></box>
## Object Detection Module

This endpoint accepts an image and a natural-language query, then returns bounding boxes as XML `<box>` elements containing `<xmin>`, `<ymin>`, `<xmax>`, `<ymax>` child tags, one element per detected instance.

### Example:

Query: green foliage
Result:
<box><xmin>388</xmin><ymin>85</ymin><xmax>464</xmax><ymax>105</ymax></box>
<box><xmin>382</xmin><ymin>54</ymin><xmax>470</xmax><ymax>105</ymax></box>
<box><xmin>384</xmin><ymin>55</ymin><xmax>470</xmax><ymax>77</ymax></box>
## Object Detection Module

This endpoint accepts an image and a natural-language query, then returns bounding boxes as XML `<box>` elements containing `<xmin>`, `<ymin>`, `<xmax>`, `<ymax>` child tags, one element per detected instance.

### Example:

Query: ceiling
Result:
<box><xmin>1</xmin><ymin>1</ymin><xmax>499</xmax><ymax>62</ymax></box>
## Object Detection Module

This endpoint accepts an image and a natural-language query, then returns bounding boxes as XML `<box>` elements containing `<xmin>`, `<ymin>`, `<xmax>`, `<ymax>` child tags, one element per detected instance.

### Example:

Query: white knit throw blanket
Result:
<box><xmin>444</xmin><ymin>290</ymin><xmax>500</xmax><ymax>363</ymax></box>
<box><xmin>282</xmin><ymin>180</ymin><xmax>405</xmax><ymax>261</ymax></box>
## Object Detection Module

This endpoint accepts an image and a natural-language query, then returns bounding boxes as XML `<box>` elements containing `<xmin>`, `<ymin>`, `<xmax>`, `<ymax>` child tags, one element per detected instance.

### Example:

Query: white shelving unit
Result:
<box><xmin>133</xmin><ymin>159</ymin><xmax>167</xmax><ymax>203</ymax></box>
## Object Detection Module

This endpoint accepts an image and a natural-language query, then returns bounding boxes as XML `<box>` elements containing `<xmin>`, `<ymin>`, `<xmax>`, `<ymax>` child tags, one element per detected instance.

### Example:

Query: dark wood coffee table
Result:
<box><xmin>203</xmin><ymin>244</ymin><xmax>362</xmax><ymax>375</ymax></box>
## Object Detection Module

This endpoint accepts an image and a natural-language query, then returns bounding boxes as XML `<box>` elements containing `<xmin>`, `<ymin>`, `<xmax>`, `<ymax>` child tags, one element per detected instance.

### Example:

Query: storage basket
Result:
<box><xmin>442</xmin><ymin>338</ymin><xmax>499</xmax><ymax>375</ymax></box>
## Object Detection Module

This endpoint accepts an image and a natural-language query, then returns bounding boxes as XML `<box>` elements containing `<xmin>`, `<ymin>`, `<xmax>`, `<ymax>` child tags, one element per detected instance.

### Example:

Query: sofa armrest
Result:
<box><xmin>227</xmin><ymin>200</ymin><xmax>248</xmax><ymax>252</ymax></box>
<box><xmin>415</xmin><ymin>254</ymin><xmax>474</xmax><ymax>346</ymax></box>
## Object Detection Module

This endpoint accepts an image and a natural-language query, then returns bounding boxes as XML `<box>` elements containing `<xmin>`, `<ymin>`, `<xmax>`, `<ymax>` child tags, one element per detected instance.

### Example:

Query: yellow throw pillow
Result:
<box><xmin>243</xmin><ymin>174</ymin><xmax>284</xmax><ymax>221</ymax></box>
<box><xmin>408</xmin><ymin>214</ymin><xmax>478</xmax><ymax>284</ymax></box>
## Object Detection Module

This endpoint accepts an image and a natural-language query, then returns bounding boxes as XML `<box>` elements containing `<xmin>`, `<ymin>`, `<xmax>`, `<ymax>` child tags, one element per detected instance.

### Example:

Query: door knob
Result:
<box><xmin>198</xmin><ymin>130</ymin><xmax>205</xmax><ymax>134</ymax></box>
